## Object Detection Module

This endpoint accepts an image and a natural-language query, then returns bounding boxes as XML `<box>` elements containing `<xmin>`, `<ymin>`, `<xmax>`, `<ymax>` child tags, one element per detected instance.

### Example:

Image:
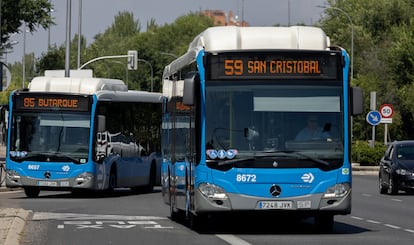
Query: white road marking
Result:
<box><xmin>145</xmin><ymin>224</ymin><xmax>174</xmax><ymax>229</ymax></box>
<box><xmin>215</xmin><ymin>234</ymin><xmax>252</xmax><ymax>245</ymax></box>
<box><xmin>384</xmin><ymin>224</ymin><xmax>401</xmax><ymax>229</ymax></box>
<box><xmin>351</xmin><ymin>216</ymin><xmax>364</xmax><ymax>221</ymax></box>
<box><xmin>404</xmin><ymin>229</ymin><xmax>414</xmax><ymax>234</ymax></box>
<box><xmin>32</xmin><ymin>212</ymin><xmax>172</xmax><ymax>230</ymax></box>
<box><xmin>0</xmin><ymin>190</ymin><xmax>24</xmax><ymax>194</ymax></box>
<box><xmin>351</xmin><ymin>215</ymin><xmax>414</xmax><ymax>235</ymax></box>
<box><xmin>32</xmin><ymin>212</ymin><xmax>167</xmax><ymax>221</ymax></box>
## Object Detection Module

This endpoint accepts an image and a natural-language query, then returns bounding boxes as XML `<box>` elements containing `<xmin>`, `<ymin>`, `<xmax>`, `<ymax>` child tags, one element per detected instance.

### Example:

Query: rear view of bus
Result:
<box><xmin>162</xmin><ymin>26</ymin><xmax>363</xmax><ymax>231</ymax></box>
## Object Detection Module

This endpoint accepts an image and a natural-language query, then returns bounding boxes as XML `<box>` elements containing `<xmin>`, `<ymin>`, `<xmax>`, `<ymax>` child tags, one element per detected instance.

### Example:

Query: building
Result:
<box><xmin>202</xmin><ymin>10</ymin><xmax>249</xmax><ymax>27</ymax></box>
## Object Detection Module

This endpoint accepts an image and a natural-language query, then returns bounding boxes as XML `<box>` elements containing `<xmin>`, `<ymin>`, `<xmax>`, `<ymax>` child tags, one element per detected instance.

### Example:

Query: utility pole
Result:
<box><xmin>65</xmin><ymin>0</ymin><xmax>72</xmax><ymax>77</ymax></box>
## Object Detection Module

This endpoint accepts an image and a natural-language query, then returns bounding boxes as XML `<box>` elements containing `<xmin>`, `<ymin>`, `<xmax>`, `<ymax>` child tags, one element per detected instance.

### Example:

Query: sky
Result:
<box><xmin>4</xmin><ymin>0</ymin><xmax>327</xmax><ymax>64</ymax></box>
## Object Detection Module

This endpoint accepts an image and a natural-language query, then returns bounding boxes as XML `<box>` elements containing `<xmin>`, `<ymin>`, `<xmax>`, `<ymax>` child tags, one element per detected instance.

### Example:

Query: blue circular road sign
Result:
<box><xmin>366</xmin><ymin>110</ymin><xmax>381</xmax><ymax>126</ymax></box>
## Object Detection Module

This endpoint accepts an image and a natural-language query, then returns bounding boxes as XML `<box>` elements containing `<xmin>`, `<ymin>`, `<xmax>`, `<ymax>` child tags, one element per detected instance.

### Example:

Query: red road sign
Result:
<box><xmin>380</xmin><ymin>104</ymin><xmax>394</xmax><ymax>118</ymax></box>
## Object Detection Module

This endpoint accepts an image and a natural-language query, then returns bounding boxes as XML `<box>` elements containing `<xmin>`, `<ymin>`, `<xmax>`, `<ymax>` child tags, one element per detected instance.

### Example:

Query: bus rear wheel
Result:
<box><xmin>314</xmin><ymin>214</ymin><xmax>334</xmax><ymax>232</ymax></box>
<box><xmin>107</xmin><ymin>168</ymin><xmax>117</xmax><ymax>192</ymax></box>
<box><xmin>24</xmin><ymin>187</ymin><xmax>40</xmax><ymax>198</ymax></box>
<box><xmin>144</xmin><ymin>164</ymin><xmax>156</xmax><ymax>193</ymax></box>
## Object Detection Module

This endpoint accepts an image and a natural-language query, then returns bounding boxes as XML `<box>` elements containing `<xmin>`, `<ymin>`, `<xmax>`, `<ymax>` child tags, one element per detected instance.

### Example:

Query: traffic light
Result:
<box><xmin>127</xmin><ymin>50</ymin><xmax>138</xmax><ymax>70</ymax></box>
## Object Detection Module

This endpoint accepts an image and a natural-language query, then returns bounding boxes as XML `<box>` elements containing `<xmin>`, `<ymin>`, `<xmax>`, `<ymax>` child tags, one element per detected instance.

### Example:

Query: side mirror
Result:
<box><xmin>351</xmin><ymin>87</ymin><xmax>363</xmax><ymax>116</ymax></box>
<box><xmin>183</xmin><ymin>71</ymin><xmax>198</xmax><ymax>106</ymax></box>
<box><xmin>97</xmin><ymin>115</ymin><xmax>106</xmax><ymax>132</ymax></box>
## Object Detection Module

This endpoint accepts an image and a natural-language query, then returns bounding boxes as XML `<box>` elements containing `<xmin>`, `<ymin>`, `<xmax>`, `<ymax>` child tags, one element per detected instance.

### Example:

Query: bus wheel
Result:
<box><xmin>24</xmin><ymin>187</ymin><xmax>40</xmax><ymax>198</ymax></box>
<box><xmin>170</xmin><ymin>204</ymin><xmax>180</xmax><ymax>221</ymax></box>
<box><xmin>314</xmin><ymin>214</ymin><xmax>334</xmax><ymax>233</ymax></box>
<box><xmin>108</xmin><ymin>168</ymin><xmax>117</xmax><ymax>192</ymax></box>
<box><xmin>145</xmin><ymin>164</ymin><xmax>156</xmax><ymax>193</ymax></box>
<box><xmin>189</xmin><ymin>212</ymin><xmax>207</xmax><ymax>231</ymax></box>
<box><xmin>168</xmin><ymin>174</ymin><xmax>181</xmax><ymax>221</ymax></box>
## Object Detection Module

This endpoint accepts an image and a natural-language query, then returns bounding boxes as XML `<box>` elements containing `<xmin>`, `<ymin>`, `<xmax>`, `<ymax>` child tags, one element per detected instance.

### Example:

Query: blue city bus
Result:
<box><xmin>6</xmin><ymin>72</ymin><xmax>163</xmax><ymax>197</ymax></box>
<box><xmin>161</xmin><ymin>26</ymin><xmax>363</xmax><ymax>230</ymax></box>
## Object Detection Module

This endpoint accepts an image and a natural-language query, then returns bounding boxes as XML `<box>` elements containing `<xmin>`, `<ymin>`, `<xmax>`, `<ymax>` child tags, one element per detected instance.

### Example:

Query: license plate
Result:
<box><xmin>258</xmin><ymin>201</ymin><xmax>293</xmax><ymax>209</ymax></box>
<box><xmin>37</xmin><ymin>181</ymin><xmax>58</xmax><ymax>187</ymax></box>
<box><xmin>60</xmin><ymin>181</ymin><xmax>70</xmax><ymax>187</ymax></box>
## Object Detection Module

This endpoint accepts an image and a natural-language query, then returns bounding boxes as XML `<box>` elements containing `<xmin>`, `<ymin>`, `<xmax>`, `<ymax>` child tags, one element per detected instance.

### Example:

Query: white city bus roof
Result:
<box><xmin>29</xmin><ymin>76</ymin><xmax>128</xmax><ymax>94</ymax></box>
<box><xmin>191</xmin><ymin>26</ymin><xmax>330</xmax><ymax>52</ymax></box>
<box><xmin>28</xmin><ymin>72</ymin><xmax>163</xmax><ymax>103</ymax></box>
<box><xmin>163</xmin><ymin>25</ymin><xmax>332</xmax><ymax>98</ymax></box>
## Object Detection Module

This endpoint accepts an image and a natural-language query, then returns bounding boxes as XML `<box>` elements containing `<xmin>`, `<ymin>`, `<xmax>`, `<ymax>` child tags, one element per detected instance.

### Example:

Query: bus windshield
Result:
<box><xmin>205</xmin><ymin>82</ymin><xmax>343</xmax><ymax>166</ymax></box>
<box><xmin>10</xmin><ymin>111</ymin><xmax>90</xmax><ymax>163</ymax></box>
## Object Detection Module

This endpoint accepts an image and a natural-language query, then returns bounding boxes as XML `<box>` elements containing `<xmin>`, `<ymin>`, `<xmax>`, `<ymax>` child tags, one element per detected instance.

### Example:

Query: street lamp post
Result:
<box><xmin>77</xmin><ymin>0</ymin><xmax>82</xmax><ymax>69</ymax></box>
<box><xmin>160</xmin><ymin>52</ymin><xmax>178</xmax><ymax>59</ymax></box>
<box><xmin>22</xmin><ymin>23</ymin><xmax>27</xmax><ymax>88</ymax></box>
<box><xmin>318</xmin><ymin>5</ymin><xmax>354</xmax><ymax>80</ymax></box>
<box><xmin>138</xmin><ymin>59</ymin><xmax>153</xmax><ymax>92</ymax></box>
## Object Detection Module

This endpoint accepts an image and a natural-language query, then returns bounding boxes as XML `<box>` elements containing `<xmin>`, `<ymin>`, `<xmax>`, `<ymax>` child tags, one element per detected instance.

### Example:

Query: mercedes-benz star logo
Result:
<box><xmin>44</xmin><ymin>172</ymin><xmax>51</xmax><ymax>179</ymax></box>
<box><xmin>269</xmin><ymin>184</ymin><xmax>282</xmax><ymax>197</ymax></box>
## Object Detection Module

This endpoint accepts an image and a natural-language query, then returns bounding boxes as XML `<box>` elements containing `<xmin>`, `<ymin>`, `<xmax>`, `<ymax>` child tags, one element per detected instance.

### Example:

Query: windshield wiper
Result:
<box><xmin>217</xmin><ymin>150</ymin><xmax>330</xmax><ymax>168</ymax></box>
<box><xmin>16</xmin><ymin>152</ymin><xmax>80</xmax><ymax>164</ymax></box>
<box><xmin>273</xmin><ymin>150</ymin><xmax>330</xmax><ymax>167</ymax></box>
<box><xmin>294</xmin><ymin>152</ymin><xmax>330</xmax><ymax>167</ymax></box>
<box><xmin>218</xmin><ymin>157</ymin><xmax>255</xmax><ymax>166</ymax></box>
<box><xmin>217</xmin><ymin>151</ymin><xmax>293</xmax><ymax>166</ymax></box>
<box><xmin>47</xmin><ymin>152</ymin><xmax>81</xmax><ymax>164</ymax></box>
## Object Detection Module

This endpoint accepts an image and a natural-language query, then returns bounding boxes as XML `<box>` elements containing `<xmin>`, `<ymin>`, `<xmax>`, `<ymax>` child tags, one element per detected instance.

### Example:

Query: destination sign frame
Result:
<box><xmin>207</xmin><ymin>51</ymin><xmax>342</xmax><ymax>80</ymax></box>
<box><xmin>13</xmin><ymin>93</ymin><xmax>91</xmax><ymax>112</ymax></box>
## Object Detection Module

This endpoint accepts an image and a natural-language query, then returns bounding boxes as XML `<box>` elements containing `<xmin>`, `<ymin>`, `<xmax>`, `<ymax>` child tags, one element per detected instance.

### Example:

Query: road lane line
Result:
<box><xmin>215</xmin><ymin>234</ymin><xmax>252</xmax><ymax>245</ymax></box>
<box><xmin>350</xmin><ymin>215</ymin><xmax>414</xmax><ymax>235</ymax></box>
<box><xmin>404</xmin><ymin>229</ymin><xmax>414</xmax><ymax>234</ymax></box>
<box><xmin>350</xmin><ymin>216</ymin><xmax>364</xmax><ymax>220</ymax></box>
<box><xmin>366</xmin><ymin>219</ymin><xmax>381</xmax><ymax>224</ymax></box>
<box><xmin>384</xmin><ymin>224</ymin><xmax>401</xmax><ymax>229</ymax></box>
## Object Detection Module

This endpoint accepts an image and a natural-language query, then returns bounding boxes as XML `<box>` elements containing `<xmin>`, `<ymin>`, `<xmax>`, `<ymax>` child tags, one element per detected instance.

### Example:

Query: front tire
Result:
<box><xmin>24</xmin><ymin>187</ymin><xmax>40</xmax><ymax>198</ymax></box>
<box><xmin>379</xmin><ymin>175</ymin><xmax>387</xmax><ymax>194</ymax></box>
<box><xmin>387</xmin><ymin>177</ymin><xmax>398</xmax><ymax>195</ymax></box>
<box><xmin>315</xmin><ymin>214</ymin><xmax>334</xmax><ymax>233</ymax></box>
<box><xmin>188</xmin><ymin>212</ymin><xmax>207</xmax><ymax>231</ymax></box>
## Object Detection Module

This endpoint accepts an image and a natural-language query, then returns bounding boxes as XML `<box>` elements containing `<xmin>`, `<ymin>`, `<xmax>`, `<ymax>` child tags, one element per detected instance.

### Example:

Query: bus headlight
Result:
<box><xmin>75</xmin><ymin>172</ymin><xmax>93</xmax><ymax>185</ymax></box>
<box><xmin>323</xmin><ymin>183</ymin><xmax>350</xmax><ymax>198</ymax></box>
<box><xmin>198</xmin><ymin>183</ymin><xmax>228</xmax><ymax>199</ymax></box>
<box><xmin>6</xmin><ymin>169</ymin><xmax>21</xmax><ymax>179</ymax></box>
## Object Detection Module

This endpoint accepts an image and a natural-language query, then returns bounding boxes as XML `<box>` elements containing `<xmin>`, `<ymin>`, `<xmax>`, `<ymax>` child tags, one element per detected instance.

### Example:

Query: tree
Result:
<box><xmin>319</xmin><ymin>0</ymin><xmax>414</xmax><ymax>140</ymax></box>
<box><xmin>1</xmin><ymin>0</ymin><xmax>53</xmax><ymax>54</ymax></box>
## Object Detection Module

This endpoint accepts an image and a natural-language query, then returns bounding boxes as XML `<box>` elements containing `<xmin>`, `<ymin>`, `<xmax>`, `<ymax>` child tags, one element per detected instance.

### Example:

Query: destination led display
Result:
<box><xmin>14</xmin><ymin>93</ymin><xmax>90</xmax><ymax>112</ymax></box>
<box><xmin>207</xmin><ymin>51</ymin><xmax>341</xmax><ymax>80</ymax></box>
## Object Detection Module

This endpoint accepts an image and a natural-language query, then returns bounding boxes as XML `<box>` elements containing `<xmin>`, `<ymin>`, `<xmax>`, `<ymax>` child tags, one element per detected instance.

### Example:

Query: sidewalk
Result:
<box><xmin>1</xmin><ymin>144</ymin><xmax>30</xmax><ymax>245</ymax></box>
<box><xmin>0</xmin><ymin>208</ymin><xmax>30</xmax><ymax>245</ymax></box>
<box><xmin>351</xmin><ymin>163</ymin><xmax>379</xmax><ymax>175</ymax></box>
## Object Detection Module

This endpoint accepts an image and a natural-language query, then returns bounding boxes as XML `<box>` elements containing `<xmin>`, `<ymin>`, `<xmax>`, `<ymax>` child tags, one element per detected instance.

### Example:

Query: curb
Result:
<box><xmin>352</xmin><ymin>163</ymin><xmax>379</xmax><ymax>175</ymax></box>
<box><xmin>0</xmin><ymin>208</ymin><xmax>31</xmax><ymax>245</ymax></box>
<box><xmin>5</xmin><ymin>209</ymin><xmax>31</xmax><ymax>245</ymax></box>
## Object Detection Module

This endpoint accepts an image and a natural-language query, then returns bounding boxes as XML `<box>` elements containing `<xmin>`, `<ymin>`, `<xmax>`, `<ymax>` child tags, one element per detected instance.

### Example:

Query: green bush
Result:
<box><xmin>352</xmin><ymin>141</ymin><xmax>386</xmax><ymax>166</ymax></box>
